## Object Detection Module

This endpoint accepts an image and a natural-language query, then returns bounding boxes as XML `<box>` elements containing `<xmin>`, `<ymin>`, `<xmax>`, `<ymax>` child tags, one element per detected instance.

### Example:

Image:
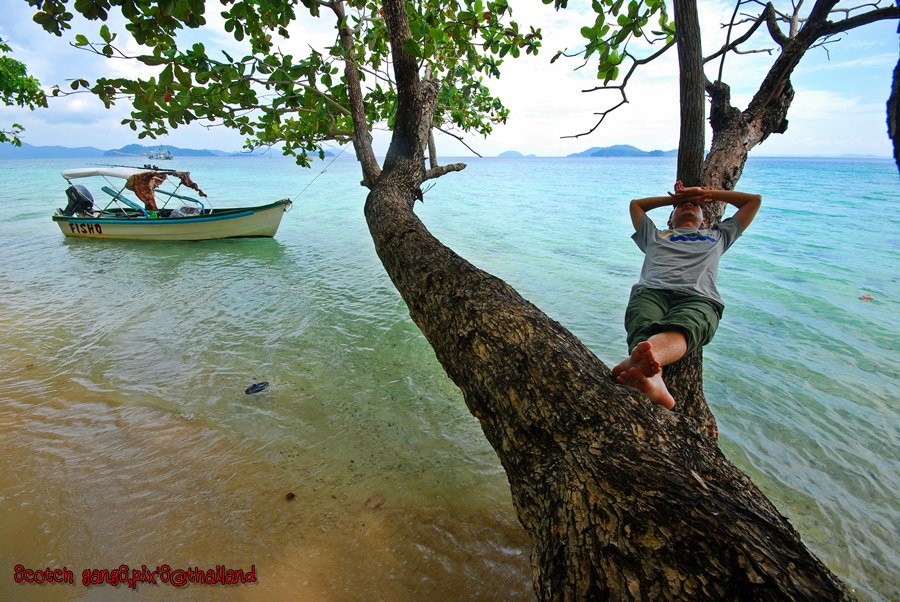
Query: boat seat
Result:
<box><xmin>156</xmin><ymin>189</ymin><xmax>207</xmax><ymax>213</ymax></box>
<box><xmin>101</xmin><ymin>186</ymin><xmax>149</xmax><ymax>217</ymax></box>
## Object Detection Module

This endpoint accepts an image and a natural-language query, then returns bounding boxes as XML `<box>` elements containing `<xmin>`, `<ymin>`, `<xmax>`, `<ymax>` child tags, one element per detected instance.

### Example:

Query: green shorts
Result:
<box><xmin>624</xmin><ymin>288</ymin><xmax>723</xmax><ymax>354</ymax></box>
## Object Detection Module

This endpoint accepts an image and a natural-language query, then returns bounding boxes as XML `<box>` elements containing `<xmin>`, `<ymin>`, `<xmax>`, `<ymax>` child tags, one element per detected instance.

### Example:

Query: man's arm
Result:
<box><xmin>706</xmin><ymin>189</ymin><xmax>761</xmax><ymax>231</ymax></box>
<box><xmin>629</xmin><ymin>196</ymin><xmax>675</xmax><ymax>230</ymax></box>
<box><xmin>672</xmin><ymin>187</ymin><xmax>762</xmax><ymax>231</ymax></box>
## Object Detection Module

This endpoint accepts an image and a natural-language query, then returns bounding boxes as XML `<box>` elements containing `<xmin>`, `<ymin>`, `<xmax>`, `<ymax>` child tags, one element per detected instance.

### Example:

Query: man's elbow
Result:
<box><xmin>742</xmin><ymin>194</ymin><xmax>762</xmax><ymax>213</ymax></box>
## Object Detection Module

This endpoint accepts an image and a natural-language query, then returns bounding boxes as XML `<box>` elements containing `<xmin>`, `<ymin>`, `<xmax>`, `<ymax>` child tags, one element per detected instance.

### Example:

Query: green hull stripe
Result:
<box><xmin>52</xmin><ymin>208</ymin><xmax>278</xmax><ymax>225</ymax></box>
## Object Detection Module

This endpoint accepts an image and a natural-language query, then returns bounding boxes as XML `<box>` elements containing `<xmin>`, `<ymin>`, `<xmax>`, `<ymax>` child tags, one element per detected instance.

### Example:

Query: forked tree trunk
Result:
<box><xmin>365</xmin><ymin>163</ymin><xmax>852</xmax><ymax>600</ymax></box>
<box><xmin>361</xmin><ymin>0</ymin><xmax>855</xmax><ymax>598</ymax></box>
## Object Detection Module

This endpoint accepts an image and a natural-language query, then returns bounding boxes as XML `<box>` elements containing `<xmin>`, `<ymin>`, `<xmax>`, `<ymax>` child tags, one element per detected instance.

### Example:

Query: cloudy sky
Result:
<box><xmin>2</xmin><ymin>1</ymin><xmax>897</xmax><ymax>157</ymax></box>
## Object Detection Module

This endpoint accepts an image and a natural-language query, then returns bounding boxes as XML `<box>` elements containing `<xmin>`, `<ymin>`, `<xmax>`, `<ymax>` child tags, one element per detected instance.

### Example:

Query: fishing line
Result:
<box><xmin>293</xmin><ymin>144</ymin><xmax>349</xmax><ymax>201</ymax></box>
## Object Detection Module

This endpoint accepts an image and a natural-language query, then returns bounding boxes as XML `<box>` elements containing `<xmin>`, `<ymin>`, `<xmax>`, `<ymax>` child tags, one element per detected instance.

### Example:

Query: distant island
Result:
<box><xmin>567</xmin><ymin>144</ymin><xmax>677</xmax><ymax>158</ymax></box>
<box><xmin>108</xmin><ymin>144</ymin><xmax>223</xmax><ymax>158</ymax></box>
<box><xmin>495</xmin><ymin>145</ymin><xmax>677</xmax><ymax>158</ymax></box>
<box><xmin>2</xmin><ymin>141</ymin><xmax>886</xmax><ymax>161</ymax></box>
<box><xmin>498</xmin><ymin>150</ymin><xmax>537</xmax><ymax>158</ymax></box>
<box><xmin>1</xmin><ymin>142</ymin><xmax>676</xmax><ymax>160</ymax></box>
<box><xmin>0</xmin><ymin>142</ymin><xmax>270</xmax><ymax>160</ymax></box>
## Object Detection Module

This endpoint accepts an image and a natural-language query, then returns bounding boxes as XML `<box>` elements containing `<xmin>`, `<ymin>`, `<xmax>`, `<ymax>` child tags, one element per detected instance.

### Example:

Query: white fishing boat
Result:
<box><xmin>148</xmin><ymin>147</ymin><xmax>174</xmax><ymax>160</ymax></box>
<box><xmin>52</xmin><ymin>166</ymin><xmax>292</xmax><ymax>241</ymax></box>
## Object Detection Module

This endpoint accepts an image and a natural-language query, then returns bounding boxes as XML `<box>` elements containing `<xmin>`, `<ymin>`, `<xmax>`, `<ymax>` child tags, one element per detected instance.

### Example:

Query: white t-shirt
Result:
<box><xmin>630</xmin><ymin>214</ymin><xmax>743</xmax><ymax>307</ymax></box>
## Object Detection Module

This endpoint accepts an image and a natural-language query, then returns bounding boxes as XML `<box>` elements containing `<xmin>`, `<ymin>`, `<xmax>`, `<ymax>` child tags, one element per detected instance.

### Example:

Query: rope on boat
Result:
<box><xmin>293</xmin><ymin>144</ymin><xmax>349</xmax><ymax>202</ymax></box>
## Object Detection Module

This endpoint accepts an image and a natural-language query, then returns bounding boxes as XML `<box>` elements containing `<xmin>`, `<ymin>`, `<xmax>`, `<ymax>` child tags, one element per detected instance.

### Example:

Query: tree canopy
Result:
<box><xmin>0</xmin><ymin>37</ymin><xmax>46</xmax><ymax>146</ymax></box>
<box><xmin>29</xmin><ymin>0</ymin><xmax>541</xmax><ymax>169</ymax></box>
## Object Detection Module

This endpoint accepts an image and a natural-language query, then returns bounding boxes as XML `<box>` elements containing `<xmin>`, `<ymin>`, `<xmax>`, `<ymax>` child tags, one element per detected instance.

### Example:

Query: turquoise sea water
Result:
<box><xmin>0</xmin><ymin>154</ymin><xmax>897</xmax><ymax>600</ymax></box>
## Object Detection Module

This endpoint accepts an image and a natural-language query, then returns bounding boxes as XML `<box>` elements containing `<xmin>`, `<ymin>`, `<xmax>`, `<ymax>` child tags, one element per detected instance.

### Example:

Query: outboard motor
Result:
<box><xmin>61</xmin><ymin>184</ymin><xmax>94</xmax><ymax>216</ymax></box>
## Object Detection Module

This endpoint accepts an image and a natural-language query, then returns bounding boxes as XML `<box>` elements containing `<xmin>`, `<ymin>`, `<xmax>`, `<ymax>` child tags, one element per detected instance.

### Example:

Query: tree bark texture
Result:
<box><xmin>361</xmin><ymin>0</ymin><xmax>855</xmax><ymax>598</ymax></box>
<box><xmin>704</xmin><ymin>79</ymin><xmax>793</xmax><ymax>194</ymax></box>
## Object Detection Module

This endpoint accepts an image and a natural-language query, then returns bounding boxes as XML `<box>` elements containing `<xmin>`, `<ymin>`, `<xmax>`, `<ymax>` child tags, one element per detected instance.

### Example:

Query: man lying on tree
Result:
<box><xmin>612</xmin><ymin>183</ymin><xmax>762</xmax><ymax>409</ymax></box>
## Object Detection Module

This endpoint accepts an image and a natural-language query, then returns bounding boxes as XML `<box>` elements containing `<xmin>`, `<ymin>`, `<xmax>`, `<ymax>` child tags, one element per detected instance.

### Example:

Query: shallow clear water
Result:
<box><xmin>0</xmin><ymin>154</ymin><xmax>897</xmax><ymax>600</ymax></box>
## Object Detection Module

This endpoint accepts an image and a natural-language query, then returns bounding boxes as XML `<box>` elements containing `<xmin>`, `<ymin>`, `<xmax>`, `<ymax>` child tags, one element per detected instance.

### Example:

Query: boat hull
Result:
<box><xmin>53</xmin><ymin>200</ymin><xmax>292</xmax><ymax>241</ymax></box>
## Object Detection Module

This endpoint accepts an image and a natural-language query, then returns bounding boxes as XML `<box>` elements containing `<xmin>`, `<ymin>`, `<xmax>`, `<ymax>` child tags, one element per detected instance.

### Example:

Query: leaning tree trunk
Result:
<box><xmin>361</xmin><ymin>0</ymin><xmax>855</xmax><ymax>598</ymax></box>
<box><xmin>366</xmin><ymin>151</ymin><xmax>854</xmax><ymax>602</ymax></box>
<box><xmin>889</xmin><ymin>52</ymin><xmax>900</xmax><ymax>171</ymax></box>
<box><xmin>367</xmin><ymin>160</ymin><xmax>854</xmax><ymax>599</ymax></box>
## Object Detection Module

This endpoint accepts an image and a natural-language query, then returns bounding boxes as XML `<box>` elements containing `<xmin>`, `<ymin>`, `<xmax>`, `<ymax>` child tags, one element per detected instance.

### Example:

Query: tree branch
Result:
<box><xmin>763</xmin><ymin>2</ymin><xmax>792</xmax><ymax>46</ymax></box>
<box><xmin>743</xmin><ymin>0</ymin><xmax>838</xmax><ymax>121</ymax></box>
<box><xmin>706</xmin><ymin>2</ymin><xmax>778</xmax><ymax>75</ymax></box>
<box><xmin>821</xmin><ymin>4</ymin><xmax>900</xmax><ymax>34</ymax></box>
<box><xmin>424</xmin><ymin>162</ymin><xmax>466</xmax><ymax>181</ymax></box>
<box><xmin>427</xmin><ymin>129</ymin><xmax>438</xmax><ymax>170</ymax></box>
<box><xmin>567</xmin><ymin>42</ymin><xmax>675</xmax><ymax>139</ymax></box>
<box><xmin>434</xmin><ymin>125</ymin><xmax>484</xmax><ymax>158</ymax></box>
<box><xmin>330</xmin><ymin>0</ymin><xmax>381</xmax><ymax>188</ymax></box>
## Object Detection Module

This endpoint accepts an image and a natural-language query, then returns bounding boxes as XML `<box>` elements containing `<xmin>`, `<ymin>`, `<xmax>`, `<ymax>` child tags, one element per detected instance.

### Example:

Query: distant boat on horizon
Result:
<box><xmin>148</xmin><ymin>147</ymin><xmax>174</xmax><ymax>160</ymax></box>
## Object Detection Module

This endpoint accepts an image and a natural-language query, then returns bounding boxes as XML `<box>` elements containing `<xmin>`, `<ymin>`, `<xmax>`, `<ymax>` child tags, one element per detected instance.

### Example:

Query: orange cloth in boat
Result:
<box><xmin>125</xmin><ymin>172</ymin><xmax>208</xmax><ymax>211</ymax></box>
<box><xmin>125</xmin><ymin>172</ymin><xmax>166</xmax><ymax>210</ymax></box>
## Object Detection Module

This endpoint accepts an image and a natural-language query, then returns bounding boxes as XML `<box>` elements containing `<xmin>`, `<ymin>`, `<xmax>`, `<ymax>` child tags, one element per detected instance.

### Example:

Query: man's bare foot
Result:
<box><xmin>616</xmin><ymin>368</ymin><xmax>676</xmax><ymax>409</ymax></box>
<box><xmin>612</xmin><ymin>341</ymin><xmax>661</xmax><ymax>379</ymax></box>
<box><xmin>612</xmin><ymin>342</ymin><xmax>675</xmax><ymax>409</ymax></box>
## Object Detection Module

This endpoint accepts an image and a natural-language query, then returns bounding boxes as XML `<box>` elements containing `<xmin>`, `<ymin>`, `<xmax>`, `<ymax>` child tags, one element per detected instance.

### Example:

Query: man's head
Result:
<box><xmin>668</xmin><ymin>201</ymin><xmax>706</xmax><ymax>229</ymax></box>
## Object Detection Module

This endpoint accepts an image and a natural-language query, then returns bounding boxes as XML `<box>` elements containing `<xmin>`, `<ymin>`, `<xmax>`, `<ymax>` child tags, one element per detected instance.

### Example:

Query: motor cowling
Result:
<box><xmin>62</xmin><ymin>184</ymin><xmax>94</xmax><ymax>215</ymax></box>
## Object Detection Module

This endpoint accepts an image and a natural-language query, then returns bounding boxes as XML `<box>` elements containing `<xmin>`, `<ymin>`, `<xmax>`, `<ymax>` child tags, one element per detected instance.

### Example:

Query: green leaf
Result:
<box><xmin>160</xmin><ymin>64</ymin><xmax>174</xmax><ymax>87</ymax></box>
<box><xmin>139</xmin><ymin>55</ymin><xmax>168</xmax><ymax>66</ymax></box>
<box><xmin>174</xmin><ymin>65</ymin><xmax>191</xmax><ymax>87</ymax></box>
<box><xmin>402</xmin><ymin>39</ymin><xmax>421</xmax><ymax>58</ymax></box>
